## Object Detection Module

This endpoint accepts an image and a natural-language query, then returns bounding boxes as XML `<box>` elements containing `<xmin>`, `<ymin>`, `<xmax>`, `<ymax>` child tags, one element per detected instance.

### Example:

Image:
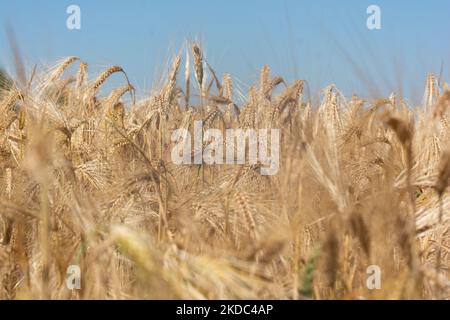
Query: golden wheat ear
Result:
<box><xmin>49</xmin><ymin>56</ymin><xmax>80</xmax><ymax>82</ymax></box>
<box><xmin>107</xmin><ymin>84</ymin><xmax>135</xmax><ymax>109</ymax></box>
<box><xmin>90</xmin><ymin>66</ymin><xmax>124</xmax><ymax>93</ymax></box>
<box><xmin>424</xmin><ymin>73</ymin><xmax>440</xmax><ymax>110</ymax></box>
<box><xmin>184</xmin><ymin>46</ymin><xmax>191</xmax><ymax>109</ymax></box>
<box><xmin>191</xmin><ymin>43</ymin><xmax>204</xmax><ymax>89</ymax></box>
<box><xmin>0</xmin><ymin>89</ymin><xmax>23</xmax><ymax>111</ymax></box>
<box><xmin>75</xmin><ymin>61</ymin><xmax>88</xmax><ymax>89</ymax></box>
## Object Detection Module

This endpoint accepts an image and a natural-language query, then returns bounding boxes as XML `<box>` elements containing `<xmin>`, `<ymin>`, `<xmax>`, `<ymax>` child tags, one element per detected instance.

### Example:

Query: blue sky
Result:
<box><xmin>0</xmin><ymin>0</ymin><xmax>449</xmax><ymax>103</ymax></box>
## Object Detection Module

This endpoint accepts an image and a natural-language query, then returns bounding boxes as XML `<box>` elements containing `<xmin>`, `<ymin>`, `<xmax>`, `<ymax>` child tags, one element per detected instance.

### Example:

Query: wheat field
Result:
<box><xmin>0</xmin><ymin>44</ymin><xmax>449</xmax><ymax>300</ymax></box>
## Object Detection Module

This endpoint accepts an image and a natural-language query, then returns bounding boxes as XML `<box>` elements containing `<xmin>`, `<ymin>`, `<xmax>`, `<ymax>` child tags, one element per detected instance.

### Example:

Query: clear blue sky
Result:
<box><xmin>0</xmin><ymin>0</ymin><xmax>449</xmax><ymax>103</ymax></box>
